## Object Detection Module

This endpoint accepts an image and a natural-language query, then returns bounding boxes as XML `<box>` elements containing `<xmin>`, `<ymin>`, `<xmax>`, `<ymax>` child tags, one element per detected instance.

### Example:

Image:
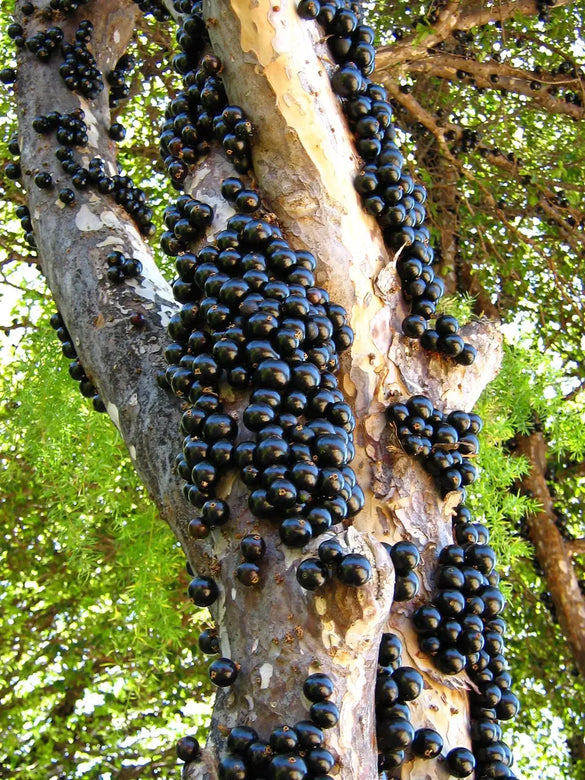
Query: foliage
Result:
<box><xmin>0</xmin><ymin>304</ymin><xmax>212</xmax><ymax>778</ymax></box>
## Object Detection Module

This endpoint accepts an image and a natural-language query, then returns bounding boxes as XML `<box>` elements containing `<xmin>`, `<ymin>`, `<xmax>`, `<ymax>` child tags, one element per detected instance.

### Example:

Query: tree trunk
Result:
<box><xmin>15</xmin><ymin>1</ymin><xmax>503</xmax><ymax>778</ymax></box>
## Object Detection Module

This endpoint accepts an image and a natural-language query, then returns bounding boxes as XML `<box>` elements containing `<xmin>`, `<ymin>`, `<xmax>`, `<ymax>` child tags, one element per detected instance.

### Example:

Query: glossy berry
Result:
<box><xmin>34</xmin><ymin>172</ymin><xmax>53</xmax><ymax>189</ymax></box>
<box><xmin>336</xmin><ymin>553</ymin><xmax>372</xmax><ymax>586</ymax></box>
<box><xmin>392</xmin><ymin>666</ymin><xmax>423</xmax><ymax>701</ymax></box>
<box><xmin>198</xmin><ymin>628</ymin><xmax>220</xmax><ymax>654</ymax></box>
<box><xmin>279</xmin><ymin>516</ymin><xmax>312</xmax><ymax>547</ymax></box>
<box><xmin>394</xmin><ymin>571</ymin><xmax>419</xmax><ymax>601</ymax></box>
<box><xmin>413</xmin><ymin>604</ymin><xmax>441</xmax><ymax>634</ymax></box>
<box><xmin>297</xmin><ymin>558</ymin><xmax>329</xmax><ymax>590</ymax></box>
<box><xmin>377</xmin><ymin>717</ymin><xmax>414</xmax><ymax>751</ymax></box>
<box><xmin>303</xmin><ymin>673</ymin><xmax>334</xmax><ymax>702</ymax></box>
<box><xmin>294</xmin><ymin>720</ymin><xmax>324</xmax><ymax>750</ymax></box>
<box><xmin>309</xmin><ymin>700</ymin><xmax>339</xmax><ymax>728</ymax></box>
<box><xmin>305</xmin><ymin>747</ymin><xmax>334</xmax><ymax>774</ymax></box>
<box><xmin>246</xmin><ymin>740</ymin><xmax>272</xmax><ymax>773</ymax></box>
<box><xmin>268</xmin><ymin>754</ymin><xmax>308</xmax><ymax>780</ymax></box>
<box><xmin>390</xmin><ymin>540</ymin><xmax>420</xmax><ymax>575</ymax></box>
<box><xmin>209</xmin><ymin>657</ymin><xmax>238</xmax><ymax>687</ymax></box>
<box><xmin>109</xmin><ymin>122</ymin><xmax>126</xmax><ymax>141</ymax></box>
<box><xmin>176</xmin><ymin>735</ymin><xmax>201</xmax><ymax>762</ymax></box>
<box><xmin>236</xmin><ymin>562</ymin><xmax>261</xmax><ymax>586</ymax></box>
<box><xmin>318</xmin><ymin>537</ymin><xmax>344</xmax><ymax>564</ymax></box>
<box><xmin>446</xmin><ymin>747</ymin><xmax>476</xmax><ymax>777</ymax></box>
<box><xmin>227</xmin><ymin>726</ymin><xmax>258</xmax><ymax>755</ymax></box>
<box><xmin>378</xmin><ymin>633</ymin><xmax>402</xmax><ymax>666</ymax></box>
<box><xmin>269</xmin><ymin>725</ymin><xmax>298</xmax><ymax>753</ymax></box>
<box><xmin>218</xmin><ymin>754</ymin><xmax>247</xmax><ymax>779</ymax></box>
<box><xmin>411</xmin><ymin>728</ymin><xmax>443</xmax><ymax>759</ymax></box>
<box><xmin>240</xmin><ymin>534</ymin><xmax>266</xmax><ymax>561</ymax></box>
<box><xmin>188</xmin><ymin>576</ymin><xmax>219</xmax><ymax>607</ymax></box>
<box><xmin>375</xmin><ymin>675</ymin><xmax>399</xmax><ymax>708</ymax></box>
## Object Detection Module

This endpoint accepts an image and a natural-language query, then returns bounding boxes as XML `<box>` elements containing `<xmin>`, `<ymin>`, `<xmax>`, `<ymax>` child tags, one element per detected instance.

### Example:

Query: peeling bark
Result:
<box><xmin>514</xmin><ymin>431</ymin><xmax>585</xmax><ymax>678</ymax></box>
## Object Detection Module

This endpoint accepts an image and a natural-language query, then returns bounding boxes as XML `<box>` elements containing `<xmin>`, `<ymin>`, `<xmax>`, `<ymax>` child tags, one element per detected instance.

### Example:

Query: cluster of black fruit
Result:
<box><xmin>164</xmin><ymin>187</ymin><xmax>369</xmax><ymax>564</ymax></box>
<box><xmin>49</xmin><ymin>0</ymin><xmax>90</xmax><ymax>14</ymax></box>
<box><xmin>411</xmin><ymin>530</ymin><xmax>520</xmax><ymax>778</ymax></box>
<box><xmin>160</xmin><ymin>194</ymin><xmax>213</xmax><ymax>254</ymax></box>
<box><xmin>49</xmin><ymin>312</ymin><xmax>106</xmax><ymax>413</ymax></box>
<box><xmin>387</xmin><ymin>394</ymin><xmax>480</xmax><ymax>501</ymax></box>
<box><xmin>4</xmin><ymin>130</ymin><xmax>23</xmax><ymax>183</ymax></box>
<box><xmin>105</xmin><ymin>250</ymin><xmax>143</xmax><ymax>283</ymax></box>
<box><xmin>142</xmin><ymin>0</ymin><xmax>517</xmax><ymax>776</ymax></box>
<box><xmin>383</xmin><ymin>540</ymin><xmax>420</xmax><ymax>602</ymax></box>
<box><xmin>297</xmin><ymin>0</ymin><xmax>476</xmax><ymax>366</ymax></box>
<box><xmin>130</xmin><ymin>0</ymin><xmax>171</xmax><ymax>21</ymax></box>
<box><xmin>296</xmin><ymin>531</ymin><xmax>384</xmax><ymax>593</ymax></box>
<box><xmin>107</xmin><ymin>52</ymin><xmax>135</xmax><ymax>110</ymax></box>
<box><xmin>177</xmin><ymin>673</ymin><xmax>340</xmax><ymax>779</ymax></box>
<box><xmin>59</xmin><ymin>19</ymin><xmax>104</xmax><ymax>99</ymax></box>
<box><xmin>4</xmin><ymin>132</ymin><xmax>38</xmax><ymax>253</ymax></box>
<box><xmin>375</xmin><ymin>631</ymin><xmax>478</xmax><ymax>778</ymax></box>
<box><xmin>385</xmin><ymin>392</ymin><xmax>519</xmax><ymax>776</ymax></box>
<box><xmin>159</xmin><ymin>53</ymin><xmax>254</xmax><ymax>187</ymax></box>
<box><xmin>15</xmin><ymin>18</ymin><xmax>103</xmax><ymax>98</ymax></box>
<box><xmin>23</xmin><ymin>25</ymin><xmax>64</xmax><ymax>61</ymax></box>
<box><xmin>30</xmin><ymin>107</ymin><xmax>156</xmax><ymax>236</ymax></box>
<box><xmin>13</xmin><ymin>203</ymin><xmax>36</xmax><ymax>250</ymax></box>
<box><xmin>149</xmin><ymin>1</ymin><xmax>381</xmax><ymax>769</ymax></box>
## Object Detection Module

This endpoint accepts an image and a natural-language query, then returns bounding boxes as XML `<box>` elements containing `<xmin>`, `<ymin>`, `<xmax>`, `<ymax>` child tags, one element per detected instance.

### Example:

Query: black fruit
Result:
<box><xmin>188</xmin><ymin>576</ymin><xmax>219</xmax><ymax>607</ymax></box>
<box><xmin>446</xmin><ymin>747</ymin><xmax>476</xmax><ymax>777</ymax></box>
<box><xmin>309</xmin><ymin>700</ymin><xmax>340</xmax><ymax>728</ymax></box>
<box><xmin>218</xmin><ymin>754</ymin><xmax>247</xmax><ymax>780</ymax></box>
<box><xmin>297</xmin><ymin>558</ymin><xmax>329</xmax><ymax>590</ymax></box>
<box><xmin>303</xmin><ymin>673</ymin><xmax>334</xmax><ymax>702</ymax></box>
<box><xmin>176</xmin><ymin>735</ymin><xmax>201</xmax><ymax>762</ymax></box>
<box><xmin>268</xmin><ymin>754</ymin><xmax>308</xmax><ymax>780</ymax></box>
<box><xmin>390</xmin><ymin>541</ymin><xmax>420</xmax><ymax>575</ymax></box>
<box><xmin>227</xmin><ymin>726</ymin><xmax>258</xmax><ymax>755</ymax></box>
<box><xmin>336</xmin><ymin>553</ymin><xmax>372</xmax><ymax>586</ymax></box>
<box><xmin>209</xmin><ymin>657</ymin><xmax>239</xmax><ymax>687</ymax></box>
<box><xmin>411</xmin><ymin>728</ymin><xmax>443</xmax><ymax>759</ymax></box>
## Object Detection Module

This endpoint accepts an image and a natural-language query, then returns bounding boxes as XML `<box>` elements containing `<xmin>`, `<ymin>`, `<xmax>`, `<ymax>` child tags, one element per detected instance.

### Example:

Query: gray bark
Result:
<box><xmin>16</xmin><ymin>1</ymin><xmax>503</xmax><ymax>778</ymax></box>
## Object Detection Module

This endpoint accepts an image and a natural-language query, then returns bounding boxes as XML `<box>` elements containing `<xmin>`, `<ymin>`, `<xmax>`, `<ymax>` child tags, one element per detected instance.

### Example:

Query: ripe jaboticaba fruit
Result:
<box><xmin>336</xmin><ymin>553</ymin><xmax>372</xmax><ymax>586</ymax></box>
<box><xmin>176</xmin><ymin>735</ymin><xmax>200</xmax><ymax>762</ymax></box>
<box><xmin>209</xmin><ymin>657</ymin><xmax>239</xmax><ymax>687</ymax></box>
<box><xmin>188</xmin><ymin>576</ymin><xmax>219</xmax><ymax>607</ymax></box>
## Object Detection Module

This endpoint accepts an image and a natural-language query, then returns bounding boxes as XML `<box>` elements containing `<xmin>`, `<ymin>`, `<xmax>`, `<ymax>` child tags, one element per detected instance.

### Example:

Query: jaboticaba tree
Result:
<box><xmin>7</xmin><ymin>0</ymin><xmax>517</xmax><ymax>777</ymax></box>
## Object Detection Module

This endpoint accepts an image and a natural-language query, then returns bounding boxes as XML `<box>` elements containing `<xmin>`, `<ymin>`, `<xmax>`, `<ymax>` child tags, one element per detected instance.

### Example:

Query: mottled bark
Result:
<box><xmin>15</xmin><ymin>0</ymin><xmax>206</xmax><ymax>569</ymax></box>
<box><xmin>16</xmin><ymin>1</ymin><xmax>505</xmax><ymax>779</ymax></box>
<box><xmin>514</xmin><ymin>431</ymin><xmax>585</xmax><ymax>678</ymax></box>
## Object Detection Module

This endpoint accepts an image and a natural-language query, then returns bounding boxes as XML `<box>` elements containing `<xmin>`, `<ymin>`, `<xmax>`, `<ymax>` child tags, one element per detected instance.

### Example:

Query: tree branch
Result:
<box><xmin>514</xmin><ymin>431</ymin><xmax>585</xmax><ymax>677</ymax></box>
<box><xmin>567</xmin><ymin>539</ymin><xmax>585</xmax><ymax>557</ymax></box>
<box><xmin>375</xmin><ymin>0</ymin><xmax>576</xmax><ymax>72</ymax></box>
<box><xmin>402</xmin><ymin>55</ymin><xmax>584</xmax><ymax>120</ymax></box>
